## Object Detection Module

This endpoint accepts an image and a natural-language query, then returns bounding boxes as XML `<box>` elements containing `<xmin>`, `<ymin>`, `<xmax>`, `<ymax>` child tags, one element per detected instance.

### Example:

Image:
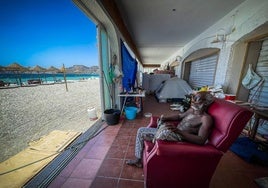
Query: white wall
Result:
<box><xmin>168</xmin><ymin>0</ymin><xmax>268</xmax><ymax>88</ymax></box>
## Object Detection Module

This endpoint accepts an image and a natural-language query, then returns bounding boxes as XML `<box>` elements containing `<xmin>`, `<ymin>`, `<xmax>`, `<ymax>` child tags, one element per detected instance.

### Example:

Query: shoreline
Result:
<box><xmin>0</xmin><ymin>72</ymin><xmax>99</xmax><ymax>88</ymax></box>
<box><xmin>0</xmin><ymin>77</ymin><xmax>99</xmax><ymax>89</ymax></box>
<box><xmin>0</xmin><ymin>79</ymin><xmax>101</xmax><ymax>162</ymax></box>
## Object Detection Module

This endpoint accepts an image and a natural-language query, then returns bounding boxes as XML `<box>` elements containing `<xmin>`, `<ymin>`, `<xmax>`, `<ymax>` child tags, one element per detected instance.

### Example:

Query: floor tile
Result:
<box><xmin>117</xmin><ymin>127</ymin><xmax>135</xmax><ymax>136</ymax></box>
<box><xmin>112</xmin><ymin>135</ymin><xmax>131</xmax><ymax>146</ymax></box>
<box><xmin>58</xmin><ymin>156</ymin><xmax>84</xmax><ymax>178</ymax></box>
<box><xmin>121</xmin><ymin>161</ymin><xmax>144</xmax><ymax>180</ymax></box>
<box><xmin>97</xmin><ymin>158</ymin><xmax>124</xmax><ymax>178</ymax></box>
<box><xmin>70</xmin><ymin>158</ymin><xmax>102</xmax><ymax>179</ymax></box>
<box><xmin>106</xmin><ymin>145</ymin><xmax>127</xmax><ymax>159</ymax></box>
<box><xmin>84</xmin><ymin>145</ymin><xmax>110</xmax><ymax>160</ymax></box>
<box><xmin>102</xmin><ymin>124</ymin><xmax>121</xmax><ymax>134</ymax></box>
<box><xmin>128</xmin><ymin>136</ymin><xmax>137</xmax><ymax>146</ymax></box>
<box><xmin>48</xmin><ymin>176</ymin><xmax>67</xmax><ymax>188</ymax></box>
<box><xmin>118</xmin><ymin>179</ymin><xmax>144</xmax><ymax>188</ymax></box>
<box><xmin>90</xmin><ymin>177</ymin><xmax>118</xmax><ymax>188</ymax></box>
<box><xmin>61</xmin><ymin>177</ymin><xmax>93</xmax><ymax>188</ymax></box>
<box><xmin>77</xmin><ymin>138</ymin><xmax>98</xmax><ymax>157</ymax></box>
<box><xmin>94</xmin><ymin>134</ymin><xmax>116</xmax><ymax>147</ymax></box>
<box><xmin>125</xmin><ymin>145</ymin><xmax>136</xmax><ymax>159</ymax></box>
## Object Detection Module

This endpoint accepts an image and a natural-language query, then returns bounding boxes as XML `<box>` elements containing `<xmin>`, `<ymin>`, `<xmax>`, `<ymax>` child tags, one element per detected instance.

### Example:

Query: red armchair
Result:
<box><xmin>143</xmin><ymin>99</ymin><xmax>253</xmax><ymax>188</ymax></box>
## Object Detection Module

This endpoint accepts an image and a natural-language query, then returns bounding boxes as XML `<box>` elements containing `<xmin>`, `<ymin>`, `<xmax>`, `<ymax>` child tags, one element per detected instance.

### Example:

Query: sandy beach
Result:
<box><xmin>0</xmin><ymin>79</ymin><xmax>101</xmax><ymax>162</ymax></box>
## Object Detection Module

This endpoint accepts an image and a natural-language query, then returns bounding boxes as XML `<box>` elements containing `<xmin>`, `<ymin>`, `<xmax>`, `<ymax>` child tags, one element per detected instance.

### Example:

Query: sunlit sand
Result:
<box><xmin>0</xmin><ymin>79</ymin><xmax>101</xmax><ymax>162</ymax></box>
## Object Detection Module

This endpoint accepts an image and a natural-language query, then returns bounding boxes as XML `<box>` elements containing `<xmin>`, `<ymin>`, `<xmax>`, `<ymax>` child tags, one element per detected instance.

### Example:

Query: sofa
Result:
<box><xmin>143</xmin><ymin>99</ymin><xmax>253</xmax><ymax>188</ymax></box>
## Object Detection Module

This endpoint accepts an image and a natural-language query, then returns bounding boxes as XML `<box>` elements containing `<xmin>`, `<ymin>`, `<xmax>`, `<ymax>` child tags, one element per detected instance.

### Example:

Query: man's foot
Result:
<box><xmin>126</xmin><ymin>159</ymin><xmax>143</xmax><ymax>168</ymax></box>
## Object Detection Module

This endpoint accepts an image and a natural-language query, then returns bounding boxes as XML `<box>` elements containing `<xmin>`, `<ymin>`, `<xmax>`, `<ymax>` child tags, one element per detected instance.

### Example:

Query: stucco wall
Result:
<box><xmin>169</xmin><ymin>0</ymin><xmax>268</xmax><ymax>91</ymax></box>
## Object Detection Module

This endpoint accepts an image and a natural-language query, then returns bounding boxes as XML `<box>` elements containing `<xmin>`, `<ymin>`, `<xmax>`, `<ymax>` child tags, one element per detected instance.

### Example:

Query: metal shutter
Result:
<box><xmin>249</xmin><ymin>39</ymin><xmax>268</xmax><ymax>136</ymax></box>
<box><xmin>188</xmin><ymin>54</ymin><xmax>218</xmax><ymax>88</ymax></box>
<box><xmin>249</xmin><ymin>39</ymin><xmax>268</xmax><ymax>106</ymax></box>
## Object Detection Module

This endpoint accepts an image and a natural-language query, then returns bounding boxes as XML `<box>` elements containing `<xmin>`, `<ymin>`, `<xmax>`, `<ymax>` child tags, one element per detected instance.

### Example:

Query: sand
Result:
<box><xmin>0</xmin><ymin>79</ymin><xmax>101</xmax><ymax>162</ymax></box>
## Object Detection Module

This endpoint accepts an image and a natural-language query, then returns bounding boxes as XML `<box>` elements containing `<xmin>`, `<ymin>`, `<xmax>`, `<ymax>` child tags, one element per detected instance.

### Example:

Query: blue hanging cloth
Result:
<box><xmin>121</xmin><ymin>41</ymin><xmax>137</xmax><ymax>92</ymax></box>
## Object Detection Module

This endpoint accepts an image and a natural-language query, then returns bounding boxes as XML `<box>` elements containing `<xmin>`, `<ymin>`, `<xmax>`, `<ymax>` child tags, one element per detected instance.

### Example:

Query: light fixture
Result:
<box><xmin>211</xmin><ymin>34</ymin><xmax>226</xmax><ymax>43</ymax></box>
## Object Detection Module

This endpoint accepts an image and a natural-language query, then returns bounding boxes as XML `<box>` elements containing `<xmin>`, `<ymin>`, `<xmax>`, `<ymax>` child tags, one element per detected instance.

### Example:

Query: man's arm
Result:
<box><xmin>178</xmin><ymin>115</ymin><xmax>213</xmax><ymax>145</ymax></box>
<box><xmin>162</xmin><ymin>108</ymin><xmax>194</xmax><ymax>122</ymax></box>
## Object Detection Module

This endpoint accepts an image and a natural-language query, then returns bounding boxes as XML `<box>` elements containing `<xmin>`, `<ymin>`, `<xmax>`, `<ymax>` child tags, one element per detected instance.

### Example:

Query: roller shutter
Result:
<box><xmin>249</xmin><ymin>39</ymin><xmax>268</xmax><ymax>106</ymax></box>
<box><xmin>188</xmin><ymin>54</ymin><xmax>218</xmax><ymax>88</ymax></box>
<box><xmin>249</xmin><ymin>39</ymin><xmax>268</xmax><ymax>136</ymax></box>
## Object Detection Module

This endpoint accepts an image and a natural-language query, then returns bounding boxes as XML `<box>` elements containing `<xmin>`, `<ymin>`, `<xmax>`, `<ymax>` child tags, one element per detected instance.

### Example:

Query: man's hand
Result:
<box><xmin>157</xmin><ymin>114</ymin><xmax>164</xmax><ymax>128</ymax></box>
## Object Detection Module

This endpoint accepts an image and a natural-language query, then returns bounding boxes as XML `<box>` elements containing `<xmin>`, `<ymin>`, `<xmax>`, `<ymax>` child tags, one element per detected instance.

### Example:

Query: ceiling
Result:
<box><xmin>114</xmin><ymin>0</ymin><xmax>246</xmax><ymax>66</ymax></box>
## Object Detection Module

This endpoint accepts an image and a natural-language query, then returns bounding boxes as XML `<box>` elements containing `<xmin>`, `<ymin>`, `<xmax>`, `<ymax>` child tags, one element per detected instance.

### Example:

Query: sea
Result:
<box><xmin>0</xmin><ymin>73</ymin><xmax>99</xmax><ymax>85</ymax></box>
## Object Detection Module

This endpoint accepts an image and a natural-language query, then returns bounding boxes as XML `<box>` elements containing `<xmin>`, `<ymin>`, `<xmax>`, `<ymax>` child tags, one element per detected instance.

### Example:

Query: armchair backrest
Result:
<box><xmin>207</xmin><ymin>99</ymin><xmax>253</xmax><ymax>152</ymax></box>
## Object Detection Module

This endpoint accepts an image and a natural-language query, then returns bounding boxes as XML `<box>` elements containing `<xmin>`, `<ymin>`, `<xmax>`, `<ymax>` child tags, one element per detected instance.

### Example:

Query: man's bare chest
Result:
<box><xmin>184</xmin><ymin>114</ymin><xmax>202</xmax><ymax>123</ymax></box>
<box><xmin>179</xmin><ymin>114</ymin><xmax>202</xmax><ymax>130</ymax></box>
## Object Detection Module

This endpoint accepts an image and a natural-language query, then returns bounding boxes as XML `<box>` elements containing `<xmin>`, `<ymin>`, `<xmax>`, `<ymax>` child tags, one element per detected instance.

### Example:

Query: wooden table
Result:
<box><xmin>248</xmin><ymin>109</ymin><xmax>268</xmax><ymax>140</ymax></box>
<box><xmin>227</xmin><ymin>100</ymin><xmax>268</xmax><ymax>140</ymax></box>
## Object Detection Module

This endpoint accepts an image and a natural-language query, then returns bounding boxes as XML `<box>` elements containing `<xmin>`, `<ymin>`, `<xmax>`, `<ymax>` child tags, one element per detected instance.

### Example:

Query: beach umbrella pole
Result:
<box><xmin>62</xmin><ymin>64</ymin><xmax>68</xmax><ymax>92</ymax></box>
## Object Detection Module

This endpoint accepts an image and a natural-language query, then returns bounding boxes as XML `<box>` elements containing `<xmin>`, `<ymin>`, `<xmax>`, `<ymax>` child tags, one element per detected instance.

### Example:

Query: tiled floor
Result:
<box><xmin>48</xmin><ymin>119</ymin><xmax>148</xmax><ymax>188</ymax></box>
<box><xmin>48</xmin><ymin>95</ymin><xmax>268</xmax><ymax>188</ymax></box>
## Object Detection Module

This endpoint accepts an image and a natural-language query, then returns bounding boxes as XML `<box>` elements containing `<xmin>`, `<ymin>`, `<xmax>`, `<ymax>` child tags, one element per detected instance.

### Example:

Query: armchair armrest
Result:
<box><xmin>147</xmin><ymin>116</ymin><xmax>158</xmax><ymax>128</ymax></box>
<box><xmin>154</xmin><ymin>140</ymin><xmax>223</xmax><ymax>157</ymax></box>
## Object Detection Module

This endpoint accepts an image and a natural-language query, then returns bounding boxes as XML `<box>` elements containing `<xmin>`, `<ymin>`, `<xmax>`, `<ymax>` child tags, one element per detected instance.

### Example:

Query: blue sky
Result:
<box><xmin>0</xmin><ymin>0</ymin><xmax>98</xmax><ymax>69</ymax></box>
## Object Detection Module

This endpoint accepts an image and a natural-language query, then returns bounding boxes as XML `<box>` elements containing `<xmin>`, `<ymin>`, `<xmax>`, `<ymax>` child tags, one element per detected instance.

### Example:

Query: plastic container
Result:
<box><xmin>225</xmin><ymin>94</ymin><xmax>236</xmax><ymax>101</ymax></box>
<box><xmin>87</xmin><ymin>107</ymin><xmax>97</xmax><ymax>120</ymax></box>
<box><xmin>104</xmin><ymin>109</ymin><xmax>121</xmax><ymax>125</ymax></box>
<box><xmin>125</xmin><ymin>107</ymin><xmax>138</xmax><ymax>120</ymax></box>
<box><xmin>144</xmin><ymin>112</ymin><xmax>152</xmax><ymax>118</ymax></box>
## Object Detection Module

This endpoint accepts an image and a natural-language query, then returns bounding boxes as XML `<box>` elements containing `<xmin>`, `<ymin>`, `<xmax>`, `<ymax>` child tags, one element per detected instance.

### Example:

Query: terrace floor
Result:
<box><xmin>48</xmin><ymin>95</ymin><xmax>268</xmax><ymax>188</ymax></box>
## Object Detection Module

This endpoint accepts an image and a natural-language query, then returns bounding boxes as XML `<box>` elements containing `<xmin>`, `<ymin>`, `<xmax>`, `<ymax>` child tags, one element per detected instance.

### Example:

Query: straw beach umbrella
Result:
<box><xmin>6</xmin><ymin>62</ymin><xmax>28</xmax><ymax>86</ymax></box>
<box><xmin>46</xmin><ymin>66</ymin><xmax>60</xmax><ymax>83</ymax></box>
<box><xmin>6</xmin><ymin>62</ymin><xmax>28</xmax><ymax>72</ymax></box>
<box><xmin>31</xmin><ymin>65</ymin><xmax>46</xmax><ymax>73</ymax></box>
<box><xmin>47</xmin><ymin>66</ymin><xmax>60</xmax><ymax>73</ymax></box>
<box><xmin>30</xmin><ymin>65</ymin><xmax>47</xmax><ymax>83</ymax></box>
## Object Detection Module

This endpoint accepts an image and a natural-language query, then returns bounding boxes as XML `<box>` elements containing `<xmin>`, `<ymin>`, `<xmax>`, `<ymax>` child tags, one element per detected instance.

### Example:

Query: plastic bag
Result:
<box><xmin>242</xmin><ymin>64</ymin><xmax>262</xmax><ymax>90</ymax></box>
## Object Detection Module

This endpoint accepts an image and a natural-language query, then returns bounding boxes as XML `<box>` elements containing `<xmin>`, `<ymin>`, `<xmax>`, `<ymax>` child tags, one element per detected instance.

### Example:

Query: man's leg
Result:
<box><xmin>126</xmin><ymin>127</ymin><xmax>157</xmax><ymax>168</ymax></box>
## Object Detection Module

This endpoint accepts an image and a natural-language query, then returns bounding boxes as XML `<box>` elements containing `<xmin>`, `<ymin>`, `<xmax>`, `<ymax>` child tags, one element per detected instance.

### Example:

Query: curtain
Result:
<box><xmin>121</xmin><ymin>41</ymin><xmax>137</xmax><ymax>92</ymax></box>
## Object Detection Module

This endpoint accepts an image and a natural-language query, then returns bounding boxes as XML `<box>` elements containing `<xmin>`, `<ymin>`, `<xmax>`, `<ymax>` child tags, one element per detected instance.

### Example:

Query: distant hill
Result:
<box><xmin>0</xmin><ymin>64</ymin><xmax>100</xmax><ymax>74</ymax></box>
<box><xmin>65</xmin><ymin>65</ymin><xmax>99</xmax><ymax>74</ymax></box>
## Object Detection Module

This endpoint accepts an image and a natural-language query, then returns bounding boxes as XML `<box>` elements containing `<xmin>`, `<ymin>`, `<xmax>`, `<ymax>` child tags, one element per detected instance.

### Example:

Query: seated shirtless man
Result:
<box><xmin>126</xmin><ymin>91</ymin><xmax>215</xmax><ymax>168</ymax></box>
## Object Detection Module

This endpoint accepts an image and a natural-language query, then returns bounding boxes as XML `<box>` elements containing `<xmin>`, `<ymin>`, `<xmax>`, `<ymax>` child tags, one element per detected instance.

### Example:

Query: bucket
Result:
<box><xmin>104</xmin><ymin>109</ymin><xmax>121</xmax><ymax>125</ymax></box>
<box><xmin>125</xmin><ymin>107</ymin><xmax>138</xmax><ymax>120</ymax></box>
<box><xmin>87</xmin><ymin>107</ymin><xmax>97</xmax><ymax>120</ymax></box>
